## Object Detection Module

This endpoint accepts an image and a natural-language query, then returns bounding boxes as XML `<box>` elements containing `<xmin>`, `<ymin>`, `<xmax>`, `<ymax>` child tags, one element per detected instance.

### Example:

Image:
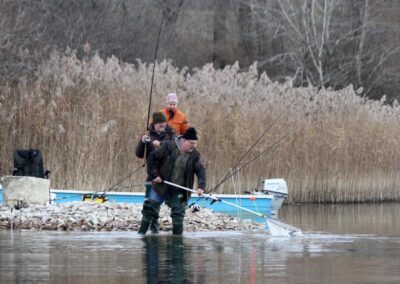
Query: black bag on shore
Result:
<box><xmin>13</xmin><ymin>149</ymin><xmax>50</xmax><ymax>178</ymax></box>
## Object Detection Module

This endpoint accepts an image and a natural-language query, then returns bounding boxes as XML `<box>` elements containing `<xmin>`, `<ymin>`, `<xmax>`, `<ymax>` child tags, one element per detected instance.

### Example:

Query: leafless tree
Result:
<box><xmin>0</xmin><ymin>0</ymin><xmax>399</xmax><ymax>100</ymax></box>
<box><xmin>245</xmin><ymin>0</ymin><xmax>399</xmax><ymax>99</ymax></box>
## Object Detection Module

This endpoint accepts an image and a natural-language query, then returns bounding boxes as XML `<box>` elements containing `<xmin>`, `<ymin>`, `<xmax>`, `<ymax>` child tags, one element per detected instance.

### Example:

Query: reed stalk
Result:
<box><xmin>1</xmin><ymin>51</ymin><xmax>399</xmax><ymax>203</ymax></box>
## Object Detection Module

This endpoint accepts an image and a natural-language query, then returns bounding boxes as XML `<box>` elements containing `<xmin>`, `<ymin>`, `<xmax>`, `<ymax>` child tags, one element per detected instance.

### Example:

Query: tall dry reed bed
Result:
<box><xmin>1</xmin><ymin>50</ymin><xmax>399</xmax><ymax>203</ymax></box>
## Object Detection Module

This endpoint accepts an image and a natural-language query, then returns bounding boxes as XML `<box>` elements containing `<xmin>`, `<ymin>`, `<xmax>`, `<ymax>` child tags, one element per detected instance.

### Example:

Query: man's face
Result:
<box><xmin>154</xmin><ymin>122</ymin><xmax>167</xmax><ymax>132</ymax></box>
<box><xmin>181</xmin><ymin>139</ymin><xmax>197</xmax><ymax>153</ymax></box>
<box><xmin>166</xmin><ymin>102</ymin><xmax>177</xmax><ymax>111</ymax></box>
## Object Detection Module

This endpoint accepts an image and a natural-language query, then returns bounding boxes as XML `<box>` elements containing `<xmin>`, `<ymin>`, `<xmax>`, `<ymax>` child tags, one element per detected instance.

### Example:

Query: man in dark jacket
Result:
<box><xmin>138</xmin><ymin>127</ymin><xmax>206</xmax><ymax>235</ymax></box>
<box><xmin>135</xmin><ymin>111</ymin><xmax>175</xmax><ymax>233</ymax></box>
<box><xmin>135</xmin><ymin>111</ymin><xmax>175</xmax><ymax>159</ymax></box>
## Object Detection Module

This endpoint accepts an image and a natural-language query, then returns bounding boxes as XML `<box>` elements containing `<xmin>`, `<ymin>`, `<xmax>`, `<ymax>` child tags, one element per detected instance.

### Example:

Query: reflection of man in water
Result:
<box><xmin>143</xmin><ymin>236</ymin><xmax>186</xmax><ymax>283</ymax></box>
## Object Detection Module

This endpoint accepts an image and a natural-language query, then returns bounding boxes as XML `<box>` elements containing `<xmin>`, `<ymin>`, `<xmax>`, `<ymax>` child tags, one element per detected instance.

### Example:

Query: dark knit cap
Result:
<box><xmin>152</xmin><ymin>111</ymin><xmax>167</xmax><ymax>124</ymax></box>
<box><xmin>182</xmin><ymin>127</ymin><xmax>198</xmax><ymax>140</ymax></box>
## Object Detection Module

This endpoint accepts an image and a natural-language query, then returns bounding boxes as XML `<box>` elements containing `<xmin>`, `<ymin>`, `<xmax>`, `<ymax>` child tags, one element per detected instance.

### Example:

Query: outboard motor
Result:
<box><xmin>259</xmin><ymin>179</ymin><xmax>288</xmax><ymax>217</ymax></box>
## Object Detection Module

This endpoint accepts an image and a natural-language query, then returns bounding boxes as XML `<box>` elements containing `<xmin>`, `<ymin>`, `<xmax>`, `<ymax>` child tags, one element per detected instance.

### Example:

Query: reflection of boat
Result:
<box><xmin>0</xmin><ymin>179</ymin><xmax>288</xmax><ymax>218</ymax></box>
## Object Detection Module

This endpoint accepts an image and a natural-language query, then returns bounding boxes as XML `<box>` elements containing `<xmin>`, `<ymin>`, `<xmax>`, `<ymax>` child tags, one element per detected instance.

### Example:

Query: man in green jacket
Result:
<box><xmin>138</xmin><ymin>127</ymin><xmax>206</xmax><ymax>235</ymax></box>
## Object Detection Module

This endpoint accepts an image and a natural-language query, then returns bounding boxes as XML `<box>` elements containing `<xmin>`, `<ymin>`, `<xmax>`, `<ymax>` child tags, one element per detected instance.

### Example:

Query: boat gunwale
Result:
<box><xmin>50</xmin><ymin>189</ymin><xmax>274</xmax><ymax>199</ymax></box>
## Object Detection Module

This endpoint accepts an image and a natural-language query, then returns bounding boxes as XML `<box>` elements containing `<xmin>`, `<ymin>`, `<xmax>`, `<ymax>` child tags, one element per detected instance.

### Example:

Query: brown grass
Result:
<box><xmin>1</xmin><ymin>50</ymin><xmax>400</xmax><ymax>203</ymax></box>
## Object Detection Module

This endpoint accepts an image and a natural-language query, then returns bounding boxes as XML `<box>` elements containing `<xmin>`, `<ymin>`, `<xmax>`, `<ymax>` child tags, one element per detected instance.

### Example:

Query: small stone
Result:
<box><xmin>0</xmin><ymin>202</ymin><xmax>264</xmax><ymax>232</ymax></box>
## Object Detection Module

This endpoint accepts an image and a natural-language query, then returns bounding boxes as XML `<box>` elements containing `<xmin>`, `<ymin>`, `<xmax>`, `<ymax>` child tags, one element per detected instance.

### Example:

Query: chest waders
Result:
<box><xmin>138</xmin><ymin>186</ymin><xmax>187</xmax><ymax>235</ymax></box>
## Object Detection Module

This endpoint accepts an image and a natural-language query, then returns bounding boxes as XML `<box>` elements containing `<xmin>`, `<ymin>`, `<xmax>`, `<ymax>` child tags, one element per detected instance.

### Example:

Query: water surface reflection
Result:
<box><xmin>143</xmin><ymin>235</ymin><xmax>194</xmax><ymax>283</ymax></box>
<box><xmin>280</xmin><ymin>202</ymin><xmax>400</xmax><ymax>235</ymax></box>
<box><xmin>1</xmin><ymin>203</ymin><xmax>400</xmax><ymax>283</ymax></box>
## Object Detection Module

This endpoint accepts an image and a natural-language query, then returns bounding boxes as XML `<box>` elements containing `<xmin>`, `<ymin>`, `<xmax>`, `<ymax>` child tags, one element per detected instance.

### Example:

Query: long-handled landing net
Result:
<box><xmin>164</xmin><ymin>181</ymin><xmax>302</xmax><ymax>237</ymax></box>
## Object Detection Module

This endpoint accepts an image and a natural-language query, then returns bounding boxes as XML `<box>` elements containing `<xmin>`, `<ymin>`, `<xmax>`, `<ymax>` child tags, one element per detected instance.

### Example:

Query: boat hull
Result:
<box><xmin>0</xmin><ymin>186</ymin><xmax>273</xmax><ymax>217</ymax></box>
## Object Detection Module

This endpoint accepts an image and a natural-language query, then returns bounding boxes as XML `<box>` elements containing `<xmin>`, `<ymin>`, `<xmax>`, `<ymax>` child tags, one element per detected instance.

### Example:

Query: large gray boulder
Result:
<box><xmin>1</xmin><ymin>176</ymin><xmax>50</xmax><ymax>207</ymax></box>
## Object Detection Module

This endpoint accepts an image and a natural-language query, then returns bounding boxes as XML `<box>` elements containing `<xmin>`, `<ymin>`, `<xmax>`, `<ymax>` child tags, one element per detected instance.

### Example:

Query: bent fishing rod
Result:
<box><xmin>87</xmin><ymin>13</ymin><xmax>165</xmax><ymax>195</ymax></box>
<box><xmin>145</xmin><ymin>13</ymin><xmax>165</xmax><ymax>130</ymax></box>
<box><xmin>140</xmin><ymin>9</ymin><xmax>165</xmax><ymax>166</ymax></box>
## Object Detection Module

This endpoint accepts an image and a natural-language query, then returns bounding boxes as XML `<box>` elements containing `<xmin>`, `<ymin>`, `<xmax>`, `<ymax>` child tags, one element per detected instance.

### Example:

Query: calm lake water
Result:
<box><xmin>1</xmin><ymin>203</ymin><xmax>400</xmax><ymax>283</ymax></box>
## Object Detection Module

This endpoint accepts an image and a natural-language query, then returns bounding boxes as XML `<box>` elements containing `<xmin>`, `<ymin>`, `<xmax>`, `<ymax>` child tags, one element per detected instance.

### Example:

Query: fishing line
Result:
<box><xmin>107</xmin><ymin>165</ymin><xmax>146</xmax><ymax>191</ymax></box>
<box><xmin>189</xmin><ymin>114</ymin><xmax>283</xmax><ymax>207</ymax></box>
<box><xmin>189</xmin><ymin>132</ymin><xmax>290</xmax><ymax>208</ymax></box>
<box><xmin>231</xmin><ymin>169</ymin><xmax>241</xmax><ymax>217</ymax></box>
<box><xmin>80</xmin><ymin>11</ymin><xmax>166</xmax><ymax>199</ymax></box>
<box><xmin>211</xmin><ymin>132</ymin><xmax>290</xmax><ymax>191</ymax></box>
<box><xmin>208</xmin><ymin>114</ymin><xmax>282</xmax><ymax>194</ymax></box>
<box><xmin>145</xmin><ymin>13</ymin><xmax>165</xmax><ymax>129</ymax></box>
<box><xmin>165</xmin><ymin>180</ymin><xmax>302</xmax><ymax>236</ymax></box>
<box><xmin>106</xmin><ymin>184</ymin><xmax>144</xmax><ymax>191</ymax></box>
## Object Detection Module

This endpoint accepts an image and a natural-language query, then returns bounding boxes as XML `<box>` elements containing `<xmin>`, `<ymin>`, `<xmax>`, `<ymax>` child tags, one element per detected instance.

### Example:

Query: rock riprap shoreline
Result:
<box><xmin>0</xmin><ymin>202</ymin><xmax>265</xmax><ymax>232</ymax></box>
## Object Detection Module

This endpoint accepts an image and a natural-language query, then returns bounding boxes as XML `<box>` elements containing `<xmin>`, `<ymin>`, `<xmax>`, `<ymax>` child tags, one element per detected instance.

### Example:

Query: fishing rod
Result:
<box><xmin>208</xmin><ymin>114</ymin><xmax>282</xmax><ymax>194</ymax></box>
<box><xmin>145</xmin><ymin>13</ymin><xmax>165</xmax><ymax>130</ymax></box>
<box><xmin>188</xmin><ymin>114</ymin><xmax>283</xmax><ymax>207</ymax></box>
<box><xmin>164</xmin><ymin>180</ymin><xmax>301</xmax><ymax>236</ymax></box>
<box><xmin>211</xmin><ymin>132</ymin><xmax>290</xmax><ymax>193</ymax></box>
<box><xmin>84</xmin><ymin>12</ymin><xmax>166</xmax><ymax>198</ymax></box>
<box><xmin>104</xmin><ymin>184</ymin><xmax>144</xmax><ymax>191</ymax></box>
<box><xmin>111</xmin><ymin>13</ymin><xmax>165</xmax><ymax>190</ymax></box>
<box><xmin>166</xmin><ymin>181</ymin><xmax>265</xmax><ymax>217</ymax></box>
<box><xmin>189</xmin><ymin>132</ymin><xmax>290</xmax><ymax>208</ymax></box>
<box><xmin>77</xmin><ymin>163</ymin><xmax>145</xmax><ymax>200</ymax></box>
<box><xmin>140</xmin><ymin>9</ymin><xmax>165</xmax><ymax>168</ymax></box>
<box><xmin>106</xmin><ymin>165</ymin><xmax>146</xmax><ymax>192</ymax></box>
<box><xmin>116</xmin><ymin>2</ymin><xmax>186</xmax><ymax>192</ymax></box>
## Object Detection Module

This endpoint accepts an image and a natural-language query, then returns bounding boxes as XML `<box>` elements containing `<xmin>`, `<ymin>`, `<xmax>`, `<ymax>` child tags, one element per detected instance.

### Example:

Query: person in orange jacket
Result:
<box><xmin>161</xmin><ymin>93</ymin><xmax>189</xmax><ymax>135</ymax></box>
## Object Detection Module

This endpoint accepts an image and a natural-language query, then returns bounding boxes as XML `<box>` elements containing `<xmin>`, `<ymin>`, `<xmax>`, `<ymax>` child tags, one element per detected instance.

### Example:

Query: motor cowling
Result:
<box><xmin>260</xmin><ymin>179</ymin><xmax>288</xmax><ymax>217</ymax></box>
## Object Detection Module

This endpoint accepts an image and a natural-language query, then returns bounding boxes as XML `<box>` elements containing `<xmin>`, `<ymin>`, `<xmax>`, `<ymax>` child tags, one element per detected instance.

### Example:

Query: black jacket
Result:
<box><xmin>135</xmin><ymin>124</ymin><xmax>175</xmax><ymax>159</ymax></box>
<box><xmin>147</xmin><ymin>139</ymin><xmax>207</xmax><ymax>199</ymax></box>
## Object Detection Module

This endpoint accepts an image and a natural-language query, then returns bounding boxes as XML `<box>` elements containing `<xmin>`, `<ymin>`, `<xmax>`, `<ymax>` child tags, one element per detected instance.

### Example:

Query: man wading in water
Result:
<box><xmin>135</xmin><ymin>111</ymin><xmax>176</xmax><ymax>233</ymax></box>
<box><xmin>138</xmin><ymin>127</ymin><xmax>206</xmax><ymax>235</ymax></box>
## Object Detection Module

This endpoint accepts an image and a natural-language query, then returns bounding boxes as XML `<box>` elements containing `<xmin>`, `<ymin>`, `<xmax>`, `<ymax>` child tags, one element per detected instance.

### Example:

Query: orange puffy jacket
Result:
<box><xmin>162</xmin><ymin>107</ymin><xmax>189</xmax><ymax>135</ymax></box>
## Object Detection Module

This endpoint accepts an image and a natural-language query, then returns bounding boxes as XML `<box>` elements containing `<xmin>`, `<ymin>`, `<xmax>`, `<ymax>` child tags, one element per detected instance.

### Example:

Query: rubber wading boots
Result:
<box><xmin>150</xmin><ymin>219</ymin><xmax>159</xmax><ymax>234</ymax></box>
<box><xmin>138</xmin><ymin>217</ymin><xmax>152</xmax><ymax>235</ymax></box>
<box><xmin>172</xmin><ymin>220</ymin><xmax>183</xmax><ymax>235</ymax></box>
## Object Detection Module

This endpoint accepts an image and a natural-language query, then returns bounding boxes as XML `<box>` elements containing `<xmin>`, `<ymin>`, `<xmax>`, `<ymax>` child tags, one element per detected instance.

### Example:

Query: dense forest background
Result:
<box><xmin>1</xmin><ymin>0</ymin><xmax>399</xmax><ymax>101</ymax></box>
